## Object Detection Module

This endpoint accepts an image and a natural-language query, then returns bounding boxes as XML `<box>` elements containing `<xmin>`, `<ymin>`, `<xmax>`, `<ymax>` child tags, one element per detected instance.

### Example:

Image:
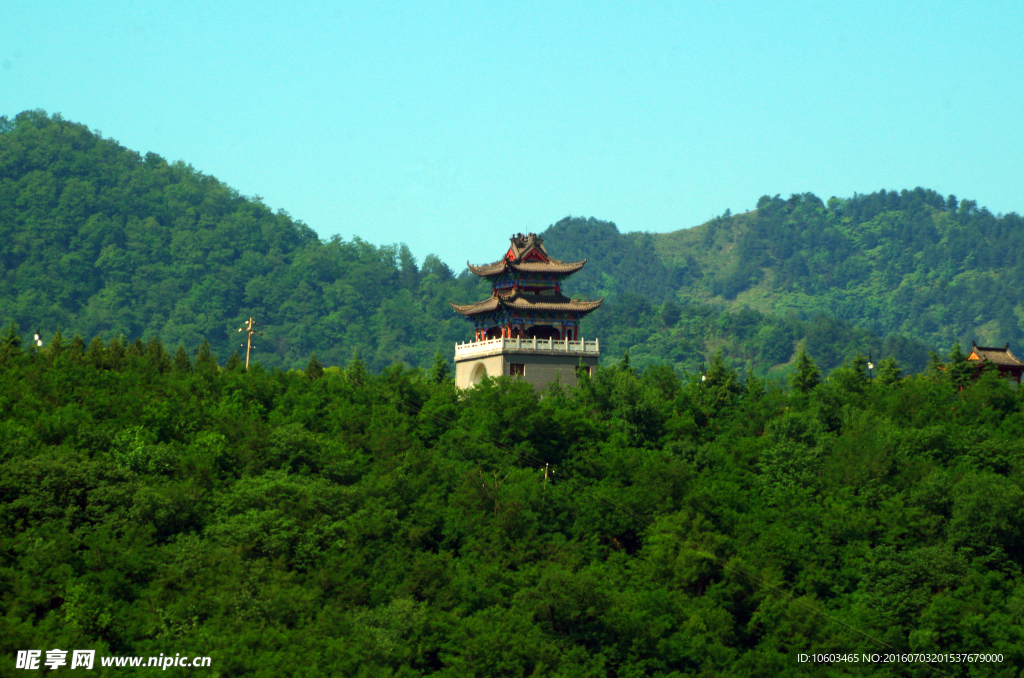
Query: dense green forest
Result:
<box><xmin>544</xmin><ymin>191</ymin><xmax>1024</xmax><ymax>369</ymax></box>
<box><xmin>1</xmin><ymin>330</ymin><xmax>1022</xmax><ymax>675</ymax></box>
<box><xmin>0</xmin><ymin>109</ymin><xmax>953</xmax><ymax>378</ymax></box>
<box><xmin>0</xmin><ymin>110</ymin><xmax>490</xmax><ymax>372</ymax></box>
<box><xmin>3</xmin><ymin>109</ymin><xmax>1024</xmax><ymax>675</ymax></box>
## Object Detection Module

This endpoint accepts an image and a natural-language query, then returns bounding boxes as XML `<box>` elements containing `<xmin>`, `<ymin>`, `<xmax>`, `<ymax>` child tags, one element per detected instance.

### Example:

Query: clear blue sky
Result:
<box><xmin>4</xmin><ymin>1</ymin><xmax>1022</xmax><ymax>268</ymax></box>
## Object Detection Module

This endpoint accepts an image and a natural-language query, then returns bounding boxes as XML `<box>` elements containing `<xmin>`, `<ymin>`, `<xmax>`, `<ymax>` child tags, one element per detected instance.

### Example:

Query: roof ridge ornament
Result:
<box><xmin>467</xmin><ymin>231</ymin><xmax>587</xmax><ymax>276</ymax></box>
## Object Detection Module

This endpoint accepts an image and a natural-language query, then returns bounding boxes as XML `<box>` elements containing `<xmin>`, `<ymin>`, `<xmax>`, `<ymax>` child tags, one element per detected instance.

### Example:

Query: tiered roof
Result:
<box><xmin>467</xmin><ymin>259</ymin><xmax>586</xmax><ymax>277</ymax></box>
<box><xmin>465</xmin><ymin>232</ymin><xmax>587</xmax><ymax>278</ymax></box>
<box><xmin>450</xmin><ymin>232</ymin><xmax>602</xmax><ymax>319</ymax></box>
<box><xmin>450</xmin><ymin>290</ymin><xmax>604</xmax><ymax>316</ymax></box>
<box><xmin>968</xmin><ymin>342</ymin><xmax>1024</xmax><ymax>367</ymax></box>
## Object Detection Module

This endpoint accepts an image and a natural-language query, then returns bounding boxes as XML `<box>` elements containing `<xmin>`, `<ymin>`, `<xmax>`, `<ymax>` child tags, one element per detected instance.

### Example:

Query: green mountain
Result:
<box><xmin>3</xmin><ymin>111</ymin><xmax>1024</xmax><ymax>674</ymax></box>
<box><xmin>545</xmin><ymin>191</ymin><xmax>1024</xmax><ymax>374</ymax></box>
<box><xmin>5</xmin><ymin>109</ymin><xmax>1014</xmax><ymax>377</ymax></box>
<box><xmin>0</xmin><ymin>110</ymin><xmax>490</xmax><ymax>372</ymax></box>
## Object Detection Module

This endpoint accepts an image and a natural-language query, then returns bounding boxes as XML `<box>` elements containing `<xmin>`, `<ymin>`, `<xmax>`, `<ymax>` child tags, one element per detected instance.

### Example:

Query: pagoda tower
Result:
<box><xmin>451</xmin><ymin>232</ymin><xmax>602</xmax><ymax>389</ymax></box>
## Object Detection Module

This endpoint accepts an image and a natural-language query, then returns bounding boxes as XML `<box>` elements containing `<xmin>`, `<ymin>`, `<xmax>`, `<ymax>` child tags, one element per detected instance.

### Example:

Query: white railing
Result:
<box><xmin>454</xmin><ymin>336</ymin><xmax>599</xmax><ymax>359</ymax></box>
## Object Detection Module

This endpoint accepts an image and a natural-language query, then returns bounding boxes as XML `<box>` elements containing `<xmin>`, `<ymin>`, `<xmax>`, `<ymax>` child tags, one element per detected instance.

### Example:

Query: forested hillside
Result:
<box><xmin>1</xmin><ymin>332</ymin><xmax>1021</xmax><ymax>675</ymax></box>
<box><xmin>3</xmin><ymin>110</ymin><xmax>1023</xmax><ymax>675</ymax></box>
<box><xmin>544</xmin><ymin>191</ymin><xmax>1024</xmax><ymax>366</ymax></box>
<box><xmin>0</xmin><ymin>110</ymin><xmax>489</xmax><ymax>372</ymax></box>
<box><xmin>0</xmin><ymin>110</ymin><xmax>942</xmax><ymax>377</ymax></box>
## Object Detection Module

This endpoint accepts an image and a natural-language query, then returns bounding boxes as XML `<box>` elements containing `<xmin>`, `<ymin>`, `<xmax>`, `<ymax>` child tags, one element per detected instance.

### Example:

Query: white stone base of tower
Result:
<box><xmin>454</xmin><ymin>337</ymin><xmax>600</xmax><ymax>390</ymax></box>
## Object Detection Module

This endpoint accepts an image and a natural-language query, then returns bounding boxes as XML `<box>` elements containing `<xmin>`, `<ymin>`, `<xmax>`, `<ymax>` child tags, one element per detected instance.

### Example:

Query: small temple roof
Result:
<box><xmin>968</xmin><ymin>342</ymin><xmax>1024</xmax><ymax>367</ymax></box>
<box><xmin>450</xmin><ymin>289</ymin><xmax>603</xmax><ymax>317</ymax></box>
<box><xmin>467</xmin><ymin>232</ymin><xmax>587</xmax><ymax>278</ymax></box>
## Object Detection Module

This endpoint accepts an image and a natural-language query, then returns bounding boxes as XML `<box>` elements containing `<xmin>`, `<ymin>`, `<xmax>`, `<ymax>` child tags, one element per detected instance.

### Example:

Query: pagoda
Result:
<box><xmin>451</xmin><ymin>232</ymin><xmax>602</xmax><ymax>389</ymax></box>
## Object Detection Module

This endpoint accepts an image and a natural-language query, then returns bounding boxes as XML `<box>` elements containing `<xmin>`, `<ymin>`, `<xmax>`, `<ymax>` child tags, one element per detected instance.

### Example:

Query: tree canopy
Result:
<box><xmin>0</xmin><ymin>335</ymin><xmax>1021</xmax><ymax>675</ymax></box>
<box><xmin>2</xmin><ymin>109</ymin><xmax>1024</xmax><ymax>674</ymax></box>
<box><xmin>0</xmin><ymin>110</ymin><xmax>487</xmax><ymax>373</ymax></box>
<box><xmin>0</xmin><ymin>110</ymin><xmax>979</xmax><ymax>380</ymax></box>
<box><xmin>546</xmin><ymin>191</ymin><xmax>1024</xmax><ymax>370</ymax></box>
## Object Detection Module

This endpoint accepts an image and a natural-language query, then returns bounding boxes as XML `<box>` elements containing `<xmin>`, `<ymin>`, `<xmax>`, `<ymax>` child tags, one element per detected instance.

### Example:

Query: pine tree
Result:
<box><xmin>306</xmin><ymin>353</ymin><xmax>324</xmax><ymax>380</ymax></box>
<box><xmin>946</xmin><ymin>342</ymin><xmax>973</xmax><ymax>390</ymax></box>
<box><xmin>705</xmin><ymin>350</ymin><xmax>741</xmax><ymax>394</ymax></box>
<box><xmin>68</xmin><ymin>334</ymin><xmax>86</xmax><ymax>360</ymax></box>
<box><xmin>147</xmin><ymin>337</ymin><xmax>172</xmax><ymax>373</ymax></box>
<box><xmin>876</xmin><ymin>356</ymin><xmax>903</xmax><ymax>387</ymax></box>
<box><xmin>429</xmin><ymin>349</ymin><xmax>451</xmax><ymax>383</ymax></box>
<box><xmin>0</xmin><ymin>321</ymin><xmax>22</xmax><ymax>363</ymax></box>
<box><xmin>107</xmin><ymin>337</ymin><xmax>127</xmax><ymax>370</ymax></box>
<box><xmin>347</xmin><ymin>349</ymin><xmax>367</xmax><ymax>383</ymax></box>
<box><xmin>619</xmin><ymin>350</ymin><xmax>632</xmax><ymax>372</ymax></box>
<box><xmin>744</xmin><ymin>368</ymin><xmax>765</xmax><ymax>401</ymax></box>
<box><xmin>225</xmin><ymin>350</ymin><xmax>244</xmax><ymax>372</ymax></box>
<box><xmin>790</xmin><ymin>346</ymin><xmax>821</xmax><ymax>394</ymax></box>
<box><xmin>47</xmin><ymin>330</ymin><xmax>65</xmax><ymax>360</ymax></box>
<box><xmin>86</xmin><ymin>336</ymin><xmax>106</xmax><ymax>369</ymax></box>
<box><xmin>851</xmin><ymin>353</ymin><xmax>869</xmax><ymax>382</ymax></box>
<box><xmin>194</xmin><ymin>339</ymin><xmax>219</xmax><ymax>373</ymax></box>
<box><xmin>926</xmin><ymin>350</ymin><xmax>945</xmax><ymax>379</ymax></box>
<box><xmin>172</xmin><ymin>344</ymin><xmax>192</xmax><ymax>373</ymax></box>
<box><xmin>129</xmin><ymin>337</ymin><xmax>146</xmax><ymax>357</ymax></box>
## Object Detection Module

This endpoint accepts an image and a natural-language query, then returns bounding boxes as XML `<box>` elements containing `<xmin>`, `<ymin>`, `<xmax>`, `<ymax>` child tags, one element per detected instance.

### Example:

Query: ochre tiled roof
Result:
<box><xmin>467</xmin><ymin>259</ymin><xmax>587</xmax><ymax>277</ymax></box>
<box><xmin>449</xmin><ymin>290</ymin><xmax>603</xmax><ymax>317</ymax></box>
<box><xmin>467</xmin><ymin>232</ymin><xmax>586</xmax><ymax>277</ymax></box>
<box><xmin>969</xmin><ymin>342</ymin><xmax>1024</xmax><ymax>367</ymax></box>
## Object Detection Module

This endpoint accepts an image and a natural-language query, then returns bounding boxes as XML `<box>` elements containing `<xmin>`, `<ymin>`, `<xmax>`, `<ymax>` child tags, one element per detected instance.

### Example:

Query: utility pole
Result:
<box><xmin>237</xmin><ymin>317</ymin><xmax>262</xmax><ymax>370</ymax></box>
